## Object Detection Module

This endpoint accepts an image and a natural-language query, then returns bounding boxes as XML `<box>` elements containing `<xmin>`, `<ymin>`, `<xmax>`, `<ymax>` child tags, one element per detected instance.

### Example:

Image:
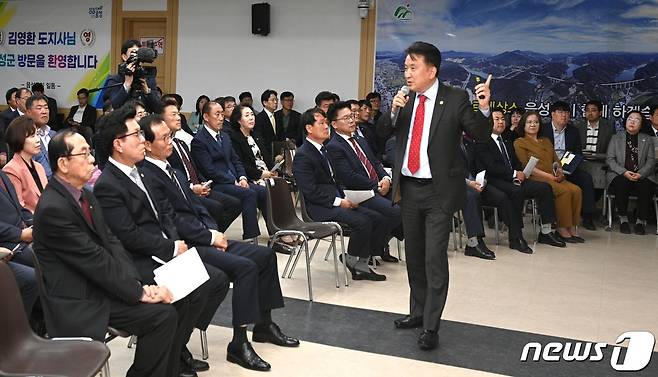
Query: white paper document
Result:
<box><xmin>560</xmin><ymin>151</ymin><xmax>575</xmax><ymax>166</ymax></box>
<box><xmin>523</xmin><ymin>156</ymin><xmax>539</xmax><ymax>177</ymax></box>
<box><xmin>272</xmin><ymin>159</ymin><xmax>284</xmax><ymax>171</ymax></box>
<box><xmin>475</xmin><ymin>170</ymin><xmax>486</xmax><ymax>187</ymax></box>
<box><xmin>153</xmin><ymin>247</ymin><xmax>210</xmax><ymax>303</ymax></box>
<box><xmin>343</xmin><ymin>189</ymin><xmax>375</xmax><ymax>204</ymax></box>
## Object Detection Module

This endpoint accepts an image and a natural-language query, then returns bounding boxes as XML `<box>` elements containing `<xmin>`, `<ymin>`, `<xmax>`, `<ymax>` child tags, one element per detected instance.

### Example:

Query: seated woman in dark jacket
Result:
<box><xmin>228</xmin><ymin>105</ymin><xmax>278</xmax><ymax>183</ymax></box>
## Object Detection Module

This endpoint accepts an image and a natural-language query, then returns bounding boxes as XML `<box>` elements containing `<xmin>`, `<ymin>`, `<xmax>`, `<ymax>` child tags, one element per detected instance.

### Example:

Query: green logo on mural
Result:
<box><xmin>394</xmin><ymin>4</ymin><xmax>412</xmax><ymax>20</ymax></box>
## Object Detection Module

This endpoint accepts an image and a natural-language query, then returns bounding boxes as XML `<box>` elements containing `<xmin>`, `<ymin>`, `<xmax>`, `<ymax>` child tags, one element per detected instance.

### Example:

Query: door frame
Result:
<box><xmin>111</xmin><ymin>0</ymin><xmax>178</xmax><ymax>93</ymax></box>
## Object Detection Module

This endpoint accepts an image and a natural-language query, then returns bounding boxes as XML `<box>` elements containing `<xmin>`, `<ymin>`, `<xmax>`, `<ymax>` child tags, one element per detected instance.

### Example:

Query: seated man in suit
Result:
<box><xmin>540</xmin><ymin>101</ymin><xmax>597</xmax><ymax>230</ymax></box>
<box><xmin>25</xmin><ymin>94</ymin><xmax>56</xmax><ymax>178</ymax></box>
<box><xmin>575</xmin><ymin>100</ymin><xmax>614</xmax><ymax>154</ymax></box>
<box><xmin>93</xmin><ymin>107</ymin><xmax>228</xmax><ymax>377</ymax></box>
<box><xmin>325</xmin><ymin>101</ymin><xmax>401</xmax><ymax>263</ymax></box>
<box><xmin>32</xmin><ymin>130</ymin><xmax>178</xmax><ymax>377</ymax></box>
<box><xmin>64</xmin><ymin>88</ymin><xmax>97</xmax><ymax>144</ymax></box>
<box><xmin>354</xmin><ymin>99</ymin><xmax>381</xmax><ymax>159</ymax></box>
<box><xmin>0</xmin><ymin>87</ymin><xmax>19</xmax><ymax>166</ymax></box>
<box><xmin>294</xmin><ymin>108</ymin><xmax>388</xmax><ymax>281</ymax></box>
<box><xmin>191</xmin><ymin>101</ymin><xmax>264</xmax><ymax>241</ymax></box>
<box><xmin>140</xmin><ymin>114</ymin><xmax>299</xmax><ymax>371</ymax></box>
<box><xmin>31</xmin><ymin>83</ymin><xmax>60</xmax><ymax>131</ymax></box>
<box><xmin>274</xmin><ymin>91</ymin><xmax>302</xmax><ymax>146</ymax></box>
<box><xmin>161</xmin><ymin>98</ymin><xmax>241</xmax><ymax>232</ymax></box>
<box><xmin>475</xmin><ymin>109</ymin><xmax>566</xmax><ymax>251</ymax></box>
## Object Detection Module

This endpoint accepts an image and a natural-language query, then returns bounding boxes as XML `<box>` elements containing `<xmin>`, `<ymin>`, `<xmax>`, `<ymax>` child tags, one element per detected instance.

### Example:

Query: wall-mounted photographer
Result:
<box><xmin>103</xmin><ymin>39</ymin><xmax>162</xmax><ymax>114</ymax></box>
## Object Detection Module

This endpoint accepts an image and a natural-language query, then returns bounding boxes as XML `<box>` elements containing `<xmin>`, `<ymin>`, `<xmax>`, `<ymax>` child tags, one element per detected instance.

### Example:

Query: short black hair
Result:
<box><xmin>121</xmin><ymin>39</ymin><xmax>141</xmax><ymax>55</ymax></box>
<box><xmin>280</xmin><ymin>91</ymin><xmax>294</xmax><ymax>100</ymax></box>
<box><xmin>202</xmin><ymin>100</ymin><xmax>220</xmax><ymax>115</ymax></box>
<box><xmin>491</xmin><ymin>107</ymin><xmax>506</xmax><ymax>117</ymax></box>
<box><xmin>345</xmin><ymin>99</ymin><xmax>359</xmax><ymax>108</ymax></box>
<box><xmin>300</xmin><ymin>107</ymin><xmax>326</xmax><ymax>136</ymax></box>
<box><xmin>260</xmin><ymin>89</ymin><xmax>277</xmax><ymax>104</ymax></box>
<box><xmin>358</xmin><ymin>99</ymin><xmax>372</xmax><ymax>109</ymax></box>
<box><xmin>102</xmin><ymin>101</ymin><xmax>113</xmax><ymax>113</ymax></box>
<box><xmin>331</xmin><ymin>93</ymin><xmax>340</xmax><ymax>102</ymax></box>
<box><xmin>5</xmin><ymin>87</ymin><xmax>17</xmax><ymax>103</ymax></box>
<box><xmin>327</xmin><ymin>101</ymin><xmax>352</xmax><ymax>122</ymax></box>
<box><xmin>124</xmin><ymin>99</ymin><xmax>146</xmax><ymax>111</ymax></box>
<box><xmin>230</xmin><ymin>105</ymin><xmax>254</xmax><ymax>127</ymax></box>
<box><xmin>550</xmin><ymin>101</ymin><xmax>570</xmax><ymax>113</ymax></box>
<box><xmin>195</xmin><ymin>95</ymin><xmax>210</xmax><ymax>113</ymax></box>
<box><xmin>49</xmin><ymin>130</ymin><xmax>77</xmax><ymax>174</ymax></box>
<box><xmin>161</xmin><ymin>97</ymin><xmax>179</xmax><ymax>110</ymax></box>
<box><xmin>5</xmin><ymin>115</ymin><xmax>36</xmax><ymax>153</ymax></box>
<box><xmin>405</xmin><ymin>41</ymin><xmax>441</xmax><ymax>77</ymax></box>
<box><xmin>238</xmin><ymin>91</ymin><xmax>252</xmax><ymax>101</ymax></box>
<box><xmin>314</xmin><ymin>91</ymin><xmax>334</xmax><ymax>106</ymax></box>
<box><xmin>30</xmin><ymin>82</ymin><xmax>45</xmax><ymax>93</ymax></box>
<box><xmin>650</xmin><ymin>104</ymin><xmax>658</xmax><ymax>117</ymax></box>
<box><xmin>516</xmin><ymin>110</ymin><xmax>542</xmax><ymax>137</ymax></box>
<box><xmin>139</xmin><ymin>113</ymin><xmax>165</xmax><ymax>143</ymax></box>
<box><xmin>218</xmin><ymin>96</ymin><xmax>236</xmax><ymax>109</ymax></box>
<box><xmin>365</xmin><ymin>92</ymin><xmax>381</xmax><ymax>101</ymax></box>
<box><xmin>96</xmin><ymin>105</ymin><xmax>136</xmax><ymax>161</ymax></box>
<box><xmin>76</xmin><ymin>88</ymin><xmax>89</xmax><ymax>97</ymax></box>
<box><xmin>585</xmin><ymin>100</ymin><xmax>603</xmax><ymax>112</ymax></box>
<box><xmin>16</xmin><ymin>88</ymin><xmax>32</xmax><ymax>100</ymax></box>
<box><xmin>25</xmin><ymin>94</ymin><xmax>48</xmax><ymax>110</ymax></box>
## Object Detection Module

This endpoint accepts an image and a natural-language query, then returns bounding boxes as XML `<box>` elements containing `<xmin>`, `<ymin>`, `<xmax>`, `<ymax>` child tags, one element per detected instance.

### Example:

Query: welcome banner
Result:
<box><xmin>0</xmin><ymin>0</ymin><xmax>111</xmax><ymax>108</ymax></box>
<box><xmin>375</xmin><ymin>0</ymin><xmax>658</xmax><ymax>130</ymax></box>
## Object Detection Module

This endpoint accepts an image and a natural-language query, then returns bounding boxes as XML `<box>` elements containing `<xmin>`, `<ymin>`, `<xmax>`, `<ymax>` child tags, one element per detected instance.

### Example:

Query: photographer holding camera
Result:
<box><xmin>104</xmin><ymin>39</ymin><xmax>162</xmax><ymax>114</ymax></box>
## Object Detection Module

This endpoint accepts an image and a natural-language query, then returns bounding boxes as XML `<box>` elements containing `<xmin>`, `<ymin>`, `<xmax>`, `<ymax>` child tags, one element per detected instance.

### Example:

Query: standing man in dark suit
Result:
<box><xmin>475</xmin><ymin>109</ymin><xmax>566</xmax><ymax>250</ymax></box>
<box><xmin>93</xmin><ymin>107</ymin><xmax>228</xmax><ymax>376</ymax></box>
<box><xmin>325</xmin><ymin>101</ymin><xmax>402</xmax><ymax>262</ymax></box>
<box><xmin>377</xmin><ymin>41</ymin><xmax>492</xmax><ymax>350</ymax></box>
<box><xmin>294</xmin><ymin>108</ymin><xmax>388</xmax><ymax>281</ymax></box>
<box><xmin>140</xmin><ymin>114</ymin><xmax>299</xmax><ymax>371</ymax></box>
<box><xmin>33</xmin><ymin>130</ymin><xmax>179</xmax><ymax>377</ymax></box>
<box><xmin>162</xmin><ymin>98</ymin><xmax>241</xmax><ymax>232</ymax></box>
<box><xmin>540</xmin><ymin>101</ymin><xmax>597</xmax><ymax>230</ymax></box>
<box><xmin>274</xmin><ymin>91</ymin><xmax>302</xmax><ymax>145</ymax></box>
<box><xmin>191</xmin><ymin>101</ymin><xmax>264</xmax><ymax>241</ymax></box>
<box><xmin>31</xmin><ymin>83</ymin><xmax>60</xmax><ymax>131</ymax></box>
<box><xmin>254</xmin><ymin>89</ymin><xmax>279</xmax><ymax>158</ymax></box>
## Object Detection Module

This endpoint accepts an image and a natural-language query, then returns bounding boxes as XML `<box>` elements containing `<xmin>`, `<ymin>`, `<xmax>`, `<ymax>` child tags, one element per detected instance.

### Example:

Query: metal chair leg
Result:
<box><xmin>101</xmin><ymin>361</ymin><xmax>110</xmax><ymax>377</ymax></box>
<box><xmin>288</xmin><ymin>239</ymin><xmax>319</xmax><ymax>279</ymax></box>
<box><xmin>396</xmin><ymin>238</ymin><xmax>403</xmax><ymax>261</ymax></box>
<box><xmin>457</xmin><ymin>211</ymin><xmax>463</xmax><ymax>249</ymax></box>
<box><xmin>127</xmin><ymin>335</ymin><xmax>137</xmax><ymax>348</ymax></box>
<box><xmin>330</xmin><ymin>234</ymin><xmax>340</xmax><ymax>288</ymax></box>
<box><xmin>302</xmin><ymin>236</ymin><xmax>313</xmax><ymax>301</ymax></box>
<box><xmin>606</xmin><ymin>195</ymin><xmax>613</xmax><ymax>231</ymax></box>
<box><xmin>493</xmin><ymin>207</ymin><xmax>500</xmax><ymax>245</ymax></box>
<box><xmin>200</xmin><ymin>329</ymin><xmax>208</xmax><ymax>360</ymax></box>
<box><xmin>451</xmin><ymin>215</ymin><xmax>457</xmax><ymax>251</ymax></box>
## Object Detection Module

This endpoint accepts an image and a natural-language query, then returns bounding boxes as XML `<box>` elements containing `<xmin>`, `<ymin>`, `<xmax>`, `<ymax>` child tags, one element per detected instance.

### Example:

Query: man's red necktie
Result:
<box><xmin>349</xmin><ymin>137</ymin><xmax>378</xmax><ymax>182</ymax></box>
<box><xmin>80</xmin><ymin>195</ymin><xmax>94</xmax><ymax>225</ymax></box>
<box><xmin>407</xmin><ymin>94</ymin><xmax>427</xmax><ymax>174</ymax></box>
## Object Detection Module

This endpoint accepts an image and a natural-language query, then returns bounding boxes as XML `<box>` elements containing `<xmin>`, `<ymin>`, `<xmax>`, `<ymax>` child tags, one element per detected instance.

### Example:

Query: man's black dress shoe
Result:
<box><xmin>509</xmin><ymin>238</ymin><xmax>533</xmax><ymax>254</ymax></box>
<box><xmin>418</xmin><ymin>329</ymin><xmax>438</xmax><ymax>350</ymax></box>
<box><xmin>558</xmin><ymin>234</ymin><xmax>579</xmax><ymax>243</ymax></box>
<box><xmin>537</xmin><ymin>232</ymin><xmax>566</xmax><ymax>247</ymax></box>
<box><xmin>381</xmin><ymin>253</ymin><xmax>399</xmax><ymax>263</ymax></box>
<box><xmin>226</xmin><ymin>341</ymin><xmax>271</xmax><ymax>371</ymax></box>
<box><xmin>464</xmin><ymin>244</ymin><xmax>495</xmax><ymax>260</ymax></box>
<box><xmin>252</xmin><ymin>322</ymin><xmax>300</xmax><ymax>347</ymax></box>
<box><xmin>582</xmin><ymin>218</ymin><xmax>596</xmax><ymax>231</ymax></box>
<box><xmin>620</xmin><ymin>222</ymin><xmax>631</xmax><ymax>234</ymax></box>
<box><xmin>179</xmin><ymin>367</ymin><xmax>198</xmax><ymax>377</ymax></box>
<box><xmin>634</xmin><ymin>223</ymin><xmax>646</xmax><ymax>235</ymax></box>
<box><xmin>346</xmin><ymin>264</ymin><xmax>386</xmax><ymax>281</ymax></box>
<box><xmin>182</xmin><ymin>351</ymin><xmax>209</xmax><ymax>372</ymax></box>
<box><xmin>570</xmin><ymin>235</ymin><xmax>585</xmax><ymax>243</ymax></box>
<box><xmin>394</xmin><ymin>315</ymin><xmax>423</xmax><ymax>329</ymax></box>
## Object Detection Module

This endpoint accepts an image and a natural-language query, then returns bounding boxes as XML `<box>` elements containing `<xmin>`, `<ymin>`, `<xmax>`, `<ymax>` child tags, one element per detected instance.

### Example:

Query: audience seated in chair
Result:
<box><xmin>24</xmin><ymin>94</ymin><xmax>56</xmax><ymax>179</ymax></box>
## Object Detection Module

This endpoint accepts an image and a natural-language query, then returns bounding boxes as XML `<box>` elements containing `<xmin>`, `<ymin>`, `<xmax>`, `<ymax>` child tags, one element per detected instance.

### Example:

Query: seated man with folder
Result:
<box><xmin>325</xmin><ymin>101</ymin><xmax>402</xmax><ymax>263</ymax></box>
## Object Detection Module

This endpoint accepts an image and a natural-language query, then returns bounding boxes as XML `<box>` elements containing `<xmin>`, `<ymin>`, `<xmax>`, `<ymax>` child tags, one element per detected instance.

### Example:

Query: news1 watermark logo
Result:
<box><xmin>521</xmin><ymin>331</ymin><xmax>655</xmax><ymax>371</ymax></box>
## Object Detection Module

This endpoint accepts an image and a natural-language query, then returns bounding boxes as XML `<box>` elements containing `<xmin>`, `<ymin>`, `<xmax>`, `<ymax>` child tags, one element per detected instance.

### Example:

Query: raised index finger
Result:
<box><xmin>484</xmin><ymin>74</ymin><xmax>493</xmax><ymax>86</ymax></box>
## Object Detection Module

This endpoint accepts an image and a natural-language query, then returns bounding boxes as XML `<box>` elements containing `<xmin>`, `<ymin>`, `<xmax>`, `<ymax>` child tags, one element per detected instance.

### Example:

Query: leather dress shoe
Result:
<box><xmin>346</xmin><ymin>264</ymin><xmax>386</xmax><ymax>281</ymax></box>
<box><xmin>620</xmin><ymin>222</ymin><xmax>631</xmax><ymax>234</ymax></box>
<box><xmin>477</xmin><ymin>238</ymin><xmax>494</xmax><ymax>254</ymax></box>
<box><xmin>537</xmin><ymin>232</ymin><xmax>566</xmax><ymax>247</ymax></box>
<box><xmin>570</xmin><ymin>235</ymin><xmax>585</xmax><ymax>243</ymax></box>
<box><xmin>181</xmin><ymin>353</ymin><xmax>209</xmax><ymax>372</ymax></box>
<box><xmin>252</xmin><ymin>322</ymin><xmax>300</xmax><ymax>347</ymax></box>
<box><xmin>509</xmin><ymin>238</ymin><xmax>533</xmax><ymax>254</ymax></box>
<box><xmin>464</xmin><ymin>244</ymin><xmax>495</xmax><ymax>260</ymax></box>
<box><xmin>179</xmin><ymin>367</ymin><xmax>198</xmax><ymax>377</ymax></box>
<box><xmin>558</xmin><ymin>234</ymin><xmax>579</xmax><ymax>244</ymax></box>
<box><xmin>226</xmin><ymin>341</ymin><xmax>271</xmax><ymax>371</ymax></box>
<box><xmin>418</xmin><ymin>329</ymin><xmax>438</xmax><ymax>350</ymax></box>
<box><xmin>582</xmin><ymin>218</ymin><xmax>596</xmax><ymax>231</ymax></box>
<box><xmin>394</xmin><ymin>315</ymin><xmax>423</xmax><ymax>329</ymax></box>
<box><xmin>634</xmin><ymin>223</ymin><xmax>646</xmax><ymax>235</ymax></box>
<box><xmin>381</xmin><ymin>253</ymin><xmax>399</xmax><ymax>263</ymax></box>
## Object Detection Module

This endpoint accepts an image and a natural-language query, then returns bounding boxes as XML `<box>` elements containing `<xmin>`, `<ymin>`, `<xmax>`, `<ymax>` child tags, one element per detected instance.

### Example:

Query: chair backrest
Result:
<box><xmin>265</xmin><ymin>177</ymin><xmax>302</xmax><ymax>233</ymax></box>
<box><xmin>297</xmin><ymin>191</ymin><xmax>314</xmax><ymax>222</ymax></box>
<box><xmin>31</xmin><ymin>251</ymin><xmax>57</xmax><ymax>337</ymax></box>
<box><xmin>0</xmin><ymin>262</ymin><xmax>35</xmax><ymax>366</ymax></box>
<box><xmin>283</xmin><ymin>147</ymin><xmax>296</xmax><ymax>177</ymax></box>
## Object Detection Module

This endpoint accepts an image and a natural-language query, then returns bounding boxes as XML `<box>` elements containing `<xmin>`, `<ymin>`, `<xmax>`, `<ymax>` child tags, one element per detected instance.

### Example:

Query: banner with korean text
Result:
<box><xmin>0</xmin><ymin>0</ymin><xmax>111</xmax><ymax>108</ymax></box>
<box><xmin>375</xmin><ymin>1</ymin><xmax>658</xmax><ymax>130</ymax></box>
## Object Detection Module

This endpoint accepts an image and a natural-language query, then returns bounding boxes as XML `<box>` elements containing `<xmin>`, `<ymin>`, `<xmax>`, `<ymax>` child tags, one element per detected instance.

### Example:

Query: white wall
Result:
<box><xmin>176</xmin><ymin>0</ymin><xmax>362</xmax><ymax>112</ymax></box>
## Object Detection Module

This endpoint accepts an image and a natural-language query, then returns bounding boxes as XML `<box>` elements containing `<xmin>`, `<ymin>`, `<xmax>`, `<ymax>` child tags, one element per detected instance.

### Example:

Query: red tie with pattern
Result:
<box><xmin>407</xmin><ymin>94</ymin><xmax>427</xmax><ymax>174</ymax></box>
<box><xmin>348</xmin><ymin>137</ymin><xmax>378</xmax><ymax>182</ymax></box>
<box><xmin>174</xmin><ymin>139</ymin><xmax>201</xmax><ymax>185</ymax></box>
<box><xmin>80</xmin><ymin>195</ymin><xmax>94</xmax><ymax>225</ymax></box>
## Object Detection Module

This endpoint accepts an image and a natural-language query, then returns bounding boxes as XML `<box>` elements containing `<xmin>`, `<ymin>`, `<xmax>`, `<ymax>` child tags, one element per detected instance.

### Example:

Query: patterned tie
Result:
<box><xmin>173</xmin><ymin>138</ymin><xmax>200</xmax><ymax>184</ymax></box>
<box><xmin>166</xmin><ymin>164</ymin><xmax>187</xmax><ymax>200</ymax></box>
<box><xmin>407</xmin><ymin>94</ymin><xmax>427</xmax><ymax>174</ymax></box>
<box><xmin>497</xmin><ymin>136</ymin><xmax>513</xmax><ymax>171</ymax></box>
<box><xmin>216</xmin><ymin>132</ymin><xmax>223</xmax><ymax>148</ymax></box>
<box><xmin>79</xmin><ymin>195</ymin><xmax>94</xmax><ymax>225</ymax></box>
<box><xmin>349</xmin><ymin>137</ymin><xmax>377</xmax><ymax>182</ymax></box>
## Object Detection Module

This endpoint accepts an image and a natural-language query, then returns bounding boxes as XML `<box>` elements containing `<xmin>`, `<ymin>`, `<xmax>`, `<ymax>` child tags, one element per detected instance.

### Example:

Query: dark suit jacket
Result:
<box><xmin>93</xmin><ymin>162</ymin><xmax>179</xmax><ymax>283</ymax></box>
<box><xmin>103</xmin><ymin>74</ymin><xmax>161</xmax><ymax>113</ymax></box>
<box><xmin>227</xmin><ymin>127</ymin><xmax>272</xmax><ymax>181</ymax></box>
<box><xmin>191</xmin><ymin>125</ymin><xmax>247</xmax><ymax>185</ymax></box>
<box><xmin>32</xmin><ymin>177</ymin><xmax>142</xmax><ymax>341</ymax></box>
<box><xmin>325</xmin><ymin>133</ymin><xmax>388</xmax><ymax>191</ymax></box>
<box><xmin>141</xmin><ymin>159</ymin><xmax>217</xmax><ymax>247</ymax></box>
<box><xmin>0</xmin><ymin>171</ymin><xmax>33</xmax><ymax>250</ymax></box>
<box><xmin>640</xmin><ymin>122</ymin><xmax>658</xmax><ymax>138</ymax></box>
<box><xmin>540</xmin><ymin>122</ymin><xmax>583</xmax><ymax>155</ymax></box>
<box><xmin>45</xmin><ymin>95</ymin><xmax>61</xmax><ymax>130</ymax></box>
<box><xmin>65</xmin><ymin>105</ymin><xmax>97</xmax><ymax>132</ymax></box>
<box><xmin>254</xmin><ymin>110</ymin><xmax>277</xmax><ymax>157</ymax></box>
<box><xmin>376</xmin><ymin>82</ymin><xmax>492</xmax><ymax>212</ymax></box>
<box><xmin>474</xmin><ymin>136</ymin><xmax>523</xmax><ymax>184</ymax></box>
<box><xmin>274</xmin><ymin>109</ymin><xmax>302</xmax><ymax>145</ymax></box>
<box><xmin>575</xmin><ymin>118</ymin><xmax>615</xmax><ymax>154</ymax></box>
<box><xmin>0</xmin><ymin>109</ymin><xmax>18</xmax><ymax>154</ymax></box>
<box><xmin>355</xmin><ymin>121</ymin><xmax>381</xmax><ymax>158</ymax></box>
<box><xmin>293</xmin><ymin>140</ymin><xmax>343</xmax><ymax>208</ymax></box>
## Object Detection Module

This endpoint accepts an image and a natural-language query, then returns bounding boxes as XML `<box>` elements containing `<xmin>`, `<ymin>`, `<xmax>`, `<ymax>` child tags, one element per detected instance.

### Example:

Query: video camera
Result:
<box><xmin>118</xmin><ymin>43</ymin><xmax>158</xmax><ymax>80</ymax></box>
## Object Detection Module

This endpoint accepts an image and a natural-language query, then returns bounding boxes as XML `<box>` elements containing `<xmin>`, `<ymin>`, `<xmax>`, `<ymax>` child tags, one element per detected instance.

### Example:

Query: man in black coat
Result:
<box><xmin>274</xmin><ymin>91</ymin><xmax>302</xmax><ymax>145</ymax></box>
<box><xmin>33</xmin><ymin>130</ymin><xmax>179</xmax><ymax>377</ymax></box>
<box><xmin>139</xmin><ymin>114</ymin><xmax>299</xmax><ymax>372</ymax></box>
<box><xmin>254</xmin><ymin>89</ymin><xmax>279</xmax><ymax>158</ymax></box>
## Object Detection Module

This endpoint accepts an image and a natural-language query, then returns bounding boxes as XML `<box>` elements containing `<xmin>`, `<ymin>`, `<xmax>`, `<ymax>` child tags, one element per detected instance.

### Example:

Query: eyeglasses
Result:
<box><xmin>117</xmin><ymin>129</ymin><xmax>145</xmax><ymax>140</ymax></box>
<box><xmin>335</xmin><ymin>115</ymin><xmax>355</xmax><ymax>122</ymax></box>
<box><xmin>160</xmin><ymin>132</ymin><xmax>174</xmax><ymax>142</ymax></box>
<box><xmin>67</xmin><ymin>150</ymin><xmax>93</xmax><ymax>158</ymax></box>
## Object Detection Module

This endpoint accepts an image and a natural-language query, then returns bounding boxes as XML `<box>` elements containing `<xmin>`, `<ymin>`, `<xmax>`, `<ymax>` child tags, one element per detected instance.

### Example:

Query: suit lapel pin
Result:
<box><xmin>439</xmin><ymin>100</ymin><xmax>444</xmax><ymax>105</ymax></box>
